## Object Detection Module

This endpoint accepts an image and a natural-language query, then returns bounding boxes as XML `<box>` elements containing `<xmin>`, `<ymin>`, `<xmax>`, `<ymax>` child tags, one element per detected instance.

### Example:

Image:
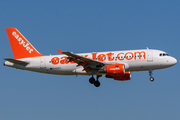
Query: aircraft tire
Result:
<box><xmin>150</xmin><ymin>77</ymin><xmax>154</xmax><ymax>81</ymax></box>
<box><xmin>94</xmin><ymin>81</ymin><xmax>100</xmax><ymax>87</ymax></box>
<box><xmin>89</xmin><ymin>77</ymin><xmax>95</xmax><ymax>84</ymax></box>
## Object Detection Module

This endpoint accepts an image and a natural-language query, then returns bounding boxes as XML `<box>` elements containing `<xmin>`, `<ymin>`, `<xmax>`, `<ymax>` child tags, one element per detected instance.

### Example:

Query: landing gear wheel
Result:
<box><xmin>89</xmin><ymin>77</ymin><xmax>95</xmax><ymax>84</ymax></box>
<box><xmin>150</xmin><ymin>77</ymin><xmax>154</xmax><ymax>82</ymax></box>
<box><xmin>94</xmin><ymin>81</ymin><xmax>100</xmax><ymax>87</ymax></box>
<box><xmin>149</xmin><ymin>70</ymin><xmax>154</xmax><ymax>82</ymax></box>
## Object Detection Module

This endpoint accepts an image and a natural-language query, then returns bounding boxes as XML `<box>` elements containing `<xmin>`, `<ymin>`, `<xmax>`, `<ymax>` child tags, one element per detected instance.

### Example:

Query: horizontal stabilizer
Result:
<box><xmin>4</xmin><ymin>58</ymin><xmax>29</xmax><ymax>66</ymax></box>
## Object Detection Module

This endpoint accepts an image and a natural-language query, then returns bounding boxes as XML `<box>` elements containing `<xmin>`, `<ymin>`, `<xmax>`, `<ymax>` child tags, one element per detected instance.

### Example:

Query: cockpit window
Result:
<box><xmin>159</xmin><ymin>53</ymin><xmax>169</xmax><ymax>56</ymax></box>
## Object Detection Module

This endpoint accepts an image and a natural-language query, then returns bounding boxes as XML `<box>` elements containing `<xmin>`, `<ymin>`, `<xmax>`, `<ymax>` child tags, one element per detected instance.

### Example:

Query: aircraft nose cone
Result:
<box><xmin>171</xmin><ymin>57</ymin><xmax>177</xmax><ymax>66</ymax></box>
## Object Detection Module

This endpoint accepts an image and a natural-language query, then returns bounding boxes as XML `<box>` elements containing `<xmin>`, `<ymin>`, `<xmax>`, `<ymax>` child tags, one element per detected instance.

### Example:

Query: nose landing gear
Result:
<box><xmin>149</xmin><ymin>70</ymin><xmax>154</xmax><ymax>81</ymax></box>
<box><xmin>89</xmin><ymin>75</ymin><xmax>102</xmax><ymax>87</ymax></box>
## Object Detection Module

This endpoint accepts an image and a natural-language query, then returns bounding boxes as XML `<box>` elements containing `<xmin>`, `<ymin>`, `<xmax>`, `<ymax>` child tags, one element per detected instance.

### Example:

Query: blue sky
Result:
<box><xmin>0</xmin><ymin>0</ymin><xmax>180</xmax><ymax>120</ymax></box>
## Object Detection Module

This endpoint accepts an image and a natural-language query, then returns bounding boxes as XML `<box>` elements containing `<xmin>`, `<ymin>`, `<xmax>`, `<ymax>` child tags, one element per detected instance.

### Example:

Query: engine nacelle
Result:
<box><xmin>105</xmin><ymin>71</ymin><xmax>131</xmax><ymax>81</ymax></box>
<box><xmin>113</xmin><ymin>71</ymin><xmax>131</xmax><ymax>81</ymax></box>
<box><xmin>99</xmin><ymin>64</ymin><xmax>125</xmax><ymax>76</ymax></box>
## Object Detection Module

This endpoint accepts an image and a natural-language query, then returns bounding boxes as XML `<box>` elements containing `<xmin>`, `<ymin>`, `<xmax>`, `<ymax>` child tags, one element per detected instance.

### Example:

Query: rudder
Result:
<box><xmin>6</xmin><ymin>28</ymin><xmax>44</xmax><ymax>59</ymax></box>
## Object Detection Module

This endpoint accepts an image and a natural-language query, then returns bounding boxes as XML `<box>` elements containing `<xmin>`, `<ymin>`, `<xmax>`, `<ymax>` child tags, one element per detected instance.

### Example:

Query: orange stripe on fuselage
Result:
<box><xmin>50</xmin><ymin>51</ymin><xmax>146</xmax><ymax>65</ymax></box>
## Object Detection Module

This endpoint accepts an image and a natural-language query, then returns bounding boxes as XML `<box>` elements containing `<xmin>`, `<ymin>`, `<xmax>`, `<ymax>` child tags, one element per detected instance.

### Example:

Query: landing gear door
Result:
<box><xmin>40</xmin><ymin>57</ymin><xmax>46</xmax><ymax>69</ymax></box>
<box><xmin>147</xmin><ymin>50</ymin><xmax>153</xmax><ymax>62</ymax></box>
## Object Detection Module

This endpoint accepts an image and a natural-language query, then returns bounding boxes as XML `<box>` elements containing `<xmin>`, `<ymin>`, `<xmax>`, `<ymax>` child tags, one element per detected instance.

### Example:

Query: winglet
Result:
<box><xmin>57</xmin><ymin>49</ymin><xmax>63</xmax><ymax>55</ymax></box>
<box><xmin>6</xmin><ymin>28</ymin><xmax>45</xmax><ymax>59</ymax></box>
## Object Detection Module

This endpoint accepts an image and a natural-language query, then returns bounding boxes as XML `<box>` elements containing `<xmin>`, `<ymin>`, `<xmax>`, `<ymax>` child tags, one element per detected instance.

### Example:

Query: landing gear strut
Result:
<box><xmin>89</xmin><ymin>75</ymin><xmax>102</xmax><ymax>87</ymax></box>
<box><xmin>149</xmin><ymin>70</ymin><xmax>154</xmax><ymax>82</ymax></box>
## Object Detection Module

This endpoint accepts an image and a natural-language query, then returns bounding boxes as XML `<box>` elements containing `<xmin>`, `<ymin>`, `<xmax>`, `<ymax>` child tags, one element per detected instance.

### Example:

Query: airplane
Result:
<box><xmin>4</xmin><ymin>28</ymin><xmax>177</xmax><ymax>87</ymax></box>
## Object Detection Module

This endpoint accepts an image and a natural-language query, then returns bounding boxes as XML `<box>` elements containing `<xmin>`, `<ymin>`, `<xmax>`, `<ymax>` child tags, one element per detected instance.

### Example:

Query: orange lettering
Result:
<box><xmin>125</xmin><ymin>52</ymin><xmax>133</xmax><ymax>60</ymax></box>
<box><xmin>106</xmin><ymin>52</ymin><xmax>114</xmax><ymax>61</ymax></box>
<box><xmin>91</xmin><ymin>53</ymin><xmax>97</xmax><ymax>60</ymax></box>
<box><xmin>60</xmin><ymin>56</ymin><xmax>69</xmax><ymax>64</ymax></box>
<box><xmin>81</xmin><ymin>55</ymin><xmax>88</xmax><ymax>57</ymax></box>
<box><xmin>97</xmin><ymin>54</ymin><xmax>106</xmax><ymax>62</ymax></box>
<box><xmin>117</xmin><ymin>53</ymin><xmax>124</xmax><ymax>60</ymax></box>
<box><xmin>51</xmin><ymin>57</ymin><xmax>59</xmax><ymax>65</ymax></box>
<box><xmin>134</xmin><ymin>51</ymin><xmax>146</xmax><ymax>60</ymax></box>
<box><xmin>70</xmin><ymin>61</ymin><xmax>75</xmax><ymax>64</ymax></box>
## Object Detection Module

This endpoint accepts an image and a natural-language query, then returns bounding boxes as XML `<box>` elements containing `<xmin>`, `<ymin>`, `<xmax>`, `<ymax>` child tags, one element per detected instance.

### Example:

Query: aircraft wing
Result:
<box><xmin>62</xmin><ymin>51</ymin><xmax>104</xmax><ymax>71</ymax></box>
<box><xmin>63</xmin><ymin>51</ymin><xmax>104</xmax><ymax>65</ymax></box>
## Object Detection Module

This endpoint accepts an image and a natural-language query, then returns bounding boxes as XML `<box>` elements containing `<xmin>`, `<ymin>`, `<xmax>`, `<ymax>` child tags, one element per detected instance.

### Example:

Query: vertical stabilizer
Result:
<box><xmin>6</xmin><ymin>28</ymin><xmax>44</xmax><ymax>59</ymax></box>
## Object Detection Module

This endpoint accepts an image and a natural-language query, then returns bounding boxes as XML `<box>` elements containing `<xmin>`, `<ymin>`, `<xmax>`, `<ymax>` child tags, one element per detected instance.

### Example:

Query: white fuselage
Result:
<box><xmin>4</xmin><ymin>49</ymin><xmax>177</xmax><ymax>76</ymax></box>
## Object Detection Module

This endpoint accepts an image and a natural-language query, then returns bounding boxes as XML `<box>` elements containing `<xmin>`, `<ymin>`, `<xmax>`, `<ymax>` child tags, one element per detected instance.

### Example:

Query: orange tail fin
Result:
<box><xmin>6</xmin><ymin>28</ymin><xmax>45</xmax><ymax>59</ymax></box>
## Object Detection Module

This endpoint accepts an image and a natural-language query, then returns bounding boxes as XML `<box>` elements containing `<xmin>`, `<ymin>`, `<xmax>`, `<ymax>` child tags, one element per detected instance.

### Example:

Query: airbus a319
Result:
<box><xmin>4</xmin><ymin>28</ymin><xmax>177</xmax><ymax>87</ymax></box>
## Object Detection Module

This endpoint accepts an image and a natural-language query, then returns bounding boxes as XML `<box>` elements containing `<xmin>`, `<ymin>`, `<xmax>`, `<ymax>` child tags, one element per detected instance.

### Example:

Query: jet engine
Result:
<box><xmin>98</xmin><ymin>64</ymin><xmax>131</xmax><ymax>81</ymax></box>
<box><xmin>99</xmin><ymin>64</ymin><xmax>125</xmax><ymax>75</ymax></box>
<box><xmin>105</xmin><ymin>71</ymin><xmax>131</xmax><ymax>81</ymax></box>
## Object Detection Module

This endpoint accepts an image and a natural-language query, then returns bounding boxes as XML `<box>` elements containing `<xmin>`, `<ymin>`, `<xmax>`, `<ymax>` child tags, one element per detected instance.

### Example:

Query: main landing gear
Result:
<box><xmin>89</xmin><ymin>75</ymin><xmax>102</xmax><ymax>87</ymax></box>
<box><xmin>149</xmin><ymin>70</ymin><xmax>154</xmax><ymax>82</ymax></box>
